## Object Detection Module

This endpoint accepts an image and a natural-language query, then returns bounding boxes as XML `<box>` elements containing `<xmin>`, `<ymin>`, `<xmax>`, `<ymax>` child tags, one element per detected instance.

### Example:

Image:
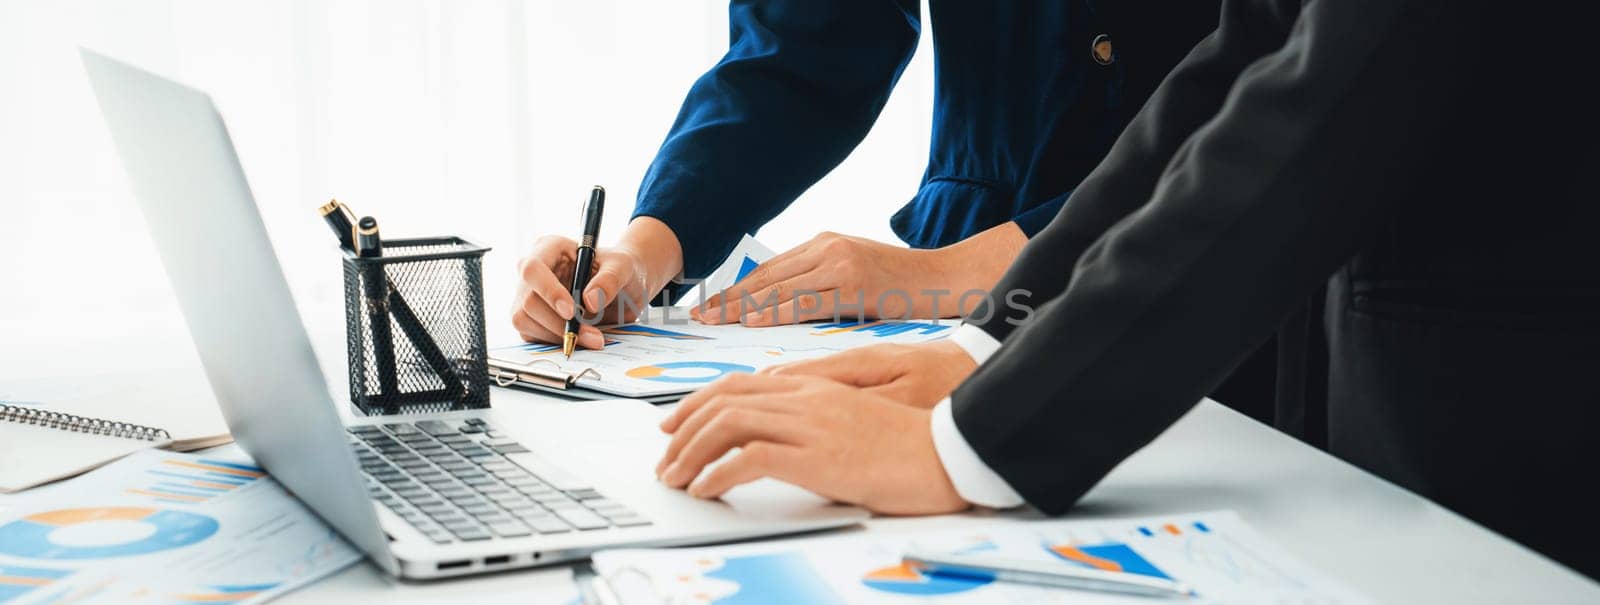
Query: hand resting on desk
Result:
<box><xmin>654</xmin><ymin>373</ymin><xmax>968</xmax><ymax>515</ymax></box>
<box><xmin>763</xmin><ymin>340</ymin><xmax>977</xmax><ymax>409</ymax></box>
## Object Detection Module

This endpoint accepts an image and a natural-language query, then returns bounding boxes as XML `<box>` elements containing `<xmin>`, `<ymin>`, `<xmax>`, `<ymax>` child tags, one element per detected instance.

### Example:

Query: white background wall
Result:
<box><xmin>0</xmin><ymin>0</ymin><xmax>934</xmax><ymax>354</ymax></box>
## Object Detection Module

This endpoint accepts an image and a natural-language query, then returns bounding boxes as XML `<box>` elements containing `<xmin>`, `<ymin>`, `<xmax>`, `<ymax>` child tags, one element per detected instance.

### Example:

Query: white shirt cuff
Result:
<box><xmin>930</xmin><ymin>397</ymin><xmax>1025</xmax><ymax>509</ymax></box>
<box><xmin>949</xmin><ymin>323</ymin><xmax>1002</xmax><ymax>365</ymax></box>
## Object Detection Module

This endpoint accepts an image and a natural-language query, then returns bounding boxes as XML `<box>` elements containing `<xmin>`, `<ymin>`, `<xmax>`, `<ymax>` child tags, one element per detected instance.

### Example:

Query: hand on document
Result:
<box><xmin>653</xmin><ymin>373</ymin><xmax>968</xmax><ymax>515</ymax></box>
<box><xmin>691</xmin><ymin>232</ymin><xmax>960</xmax><ymax>326</ymax></box>
<box><xmin>763</xmin><ymin>340</ymin><xmax>977</xmax><ymax>408</ymax></box>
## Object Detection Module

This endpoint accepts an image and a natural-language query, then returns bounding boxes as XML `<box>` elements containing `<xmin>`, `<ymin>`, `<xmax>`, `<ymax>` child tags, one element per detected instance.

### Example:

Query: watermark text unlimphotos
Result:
<box><xmin>574</xmin><ymin>282</ymin><xmax>1037</xmax><ymax>328</ymax></box>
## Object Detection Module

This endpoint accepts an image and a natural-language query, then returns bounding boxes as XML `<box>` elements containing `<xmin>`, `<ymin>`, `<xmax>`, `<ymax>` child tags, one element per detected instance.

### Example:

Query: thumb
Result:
<box><xmin>583</xmin><ymin>261</ymin><xmax>634</xmax><ymax>314</ymax></box>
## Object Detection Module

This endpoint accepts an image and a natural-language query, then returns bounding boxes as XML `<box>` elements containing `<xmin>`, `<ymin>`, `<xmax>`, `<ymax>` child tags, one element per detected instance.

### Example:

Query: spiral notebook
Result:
<box><xmin>0</xmin><ymin>404</ymin><xmax>173</xmax><ymax>492</ymax></box>
<box><xmin>0</xmin><ymin>370</ymin><xmax>233</xmax><ymax>493</ymax></box>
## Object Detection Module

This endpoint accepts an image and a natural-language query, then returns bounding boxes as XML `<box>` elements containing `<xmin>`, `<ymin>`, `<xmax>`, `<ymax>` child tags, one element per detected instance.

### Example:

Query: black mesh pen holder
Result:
<box><xmin>342</xmin><ymin>236</ymin><xmax>492</xmax><ymax>416</ymax></box>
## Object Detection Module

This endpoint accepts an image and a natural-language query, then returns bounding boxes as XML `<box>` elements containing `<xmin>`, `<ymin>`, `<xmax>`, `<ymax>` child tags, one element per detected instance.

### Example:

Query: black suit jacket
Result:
<box><xmin>956</xmin><ymin>0</ymin><xmax>1600</xmax><ymax>577</ymax></box>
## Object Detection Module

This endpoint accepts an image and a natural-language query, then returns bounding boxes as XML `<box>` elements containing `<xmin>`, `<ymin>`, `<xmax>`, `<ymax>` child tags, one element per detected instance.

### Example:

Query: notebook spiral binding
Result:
<box><xmin>0</xmin><ymin>404</ymin><xmax>171</xmax><ymax>442</ymax></box>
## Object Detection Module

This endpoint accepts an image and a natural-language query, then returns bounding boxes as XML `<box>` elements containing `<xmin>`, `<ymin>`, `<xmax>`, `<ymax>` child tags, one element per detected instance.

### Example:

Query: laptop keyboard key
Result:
<box><xmin>608</xmin><ymin>514</ymin><xmax>652</xmax><ymax>528</ymax></box>
<box><xmin>423</xmin><ymin>529</ymin><xmax>453</xmax><ymax>544</ymax></box>
<box><xmin>552</xmin><ymin>508</ymin><xmax>609</xmax><ymax>530</ymax></box>
<box><xmin>504</xmin><ymin>454</ymin><xmax>592</xmax><ymax>491</ymax></box>
<box><xmin>415</xmin><ymin>420</ymin><xmax>457</xmax><ymax>436</ymax></box>
<box><xmin>528</xmin><ymin>517</ymin><xmax>573</xmax><ymax>534</ymax></box>
<box><xmin>487</xmin><ymin>521</ymin><xmax>531</xmax><ymax>538</ymax></box>
<box><xmin>583</xmin><ymin>498</ymin><xmax>623</xmax><ymax>509</ymax></box>
<box><xmin>567</xmin><ymin>489</ymin><xmax>604</xmax><ymax>501</ymax></box>
<box><xmin>449</xmin><ymin>493</ymin><xmax>485</xmax><ymax>505</ymax></box>
<box><xmin>452</xmin><ymin>527</ymin><xmax>492</xmax><ymax>542</ymax></box>
<box><xmin>385</xmin><ymin>423</ymin><xmax>420</xmax><ymax>436</ymax></box>
<box><xmin>490</xmin><ymin>443</ymin><xmax>531</xmax><ymax>455</ymax></box>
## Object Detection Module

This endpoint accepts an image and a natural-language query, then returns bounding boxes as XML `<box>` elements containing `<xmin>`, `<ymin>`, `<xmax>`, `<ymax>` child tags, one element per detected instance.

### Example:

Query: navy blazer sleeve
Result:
<box><xmin>952</xmin><ymin>0</ymin><xmax>1478</xmax><ymax>513</ymax></box>
<box><xmin>633</xmin><ymin>0</ymin><xmax>920</xmax><ymax>290</ymax></box>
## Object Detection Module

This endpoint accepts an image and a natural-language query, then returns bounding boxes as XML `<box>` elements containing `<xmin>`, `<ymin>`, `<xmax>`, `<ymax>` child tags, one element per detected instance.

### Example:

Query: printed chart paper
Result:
<box><xmin>493</xmin><ymin>316</ymin><xmax>955</xmax><ymax>398</ymax></box>
<box><xmin>679</xmin><ymin>234</ymin><xmax>776</xmax><ymax>308</ymax></box>
<box><xmin>591</xmin><ymin>511</ymin><xmax>1374</xmax><ymax>604</ymax></box>
<box><xmin>0</xmin><ymin>451</ymin><xmax>361</xmax><ymax>605</ymax></box>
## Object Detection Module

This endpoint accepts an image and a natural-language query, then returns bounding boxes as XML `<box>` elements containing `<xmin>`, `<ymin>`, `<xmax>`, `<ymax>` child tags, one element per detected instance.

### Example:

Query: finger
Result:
<box><xmin>736</xmin><ymin>277</ymin><xmax>828</xmax><ymax>326</ymax></box>
<box><xmin>582</xmin><ymin>262</ymin><xmax>631</xmax><ymax>315</ymax></box>
<box><xmin>764</xmin><ymin>347</ymin><xmax>901</xmax><ymax>386</ymax></box>
<box><xmin>578</xmin><ymin>324</ymin><xmax>607</xmax><ymax>350</ymax></box>
<box><xmin>695</xmin><ymin>241</ymin><xmax>815</xmax><ymax>315</ymax></box>
<box><xmin>687</xmin><ymin>442</ymin><xmax>810</xmax><ymax>499</ymax></box>
<box><xmin>740</xmin><ymin>288</ymin><xmax>839</xmax><ymax>327</ymax></box>
<box><xmin>510</xmin><ymin>300</ymin><xmax>562</xmax><ymax>344</ymax></box>
<box><xmin>518</xmin><ymin>289</ymin><xmax>572</xmax><ymax>341</ymax></box>
<box><xmin>864</xmin><ymin>382</ymin><xmax>926</xmax><ymax>407</ymax></box>
<box><xmin>659</xmin><ymin>373</ymin><xmax>809</xmax><ymax>433</ymax></box>
<box><xmin>695</xmin><ymin>251</ymin><xmax>821</xmax><ymax>323</ymax></box>
<box><xmin>661</xmin><ymin>407</ymin><xmax>807</xmax><ymax>489</ymax></box>
<box><xmin>657</xmin><ymin>389</ymin><xmax>801</xmax><ymax>476</ymax></box>
<box><xmin>520</xmin><ymin>256</ymin><xmax>576</xmax><ymax>321</ymax></box>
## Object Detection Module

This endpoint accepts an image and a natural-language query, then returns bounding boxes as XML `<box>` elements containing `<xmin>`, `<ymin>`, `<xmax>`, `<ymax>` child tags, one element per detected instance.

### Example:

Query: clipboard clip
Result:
<box><xmin>488</xmin><ymin>358</ymin><xmax>602</xmax><ymax>390</ymax></box>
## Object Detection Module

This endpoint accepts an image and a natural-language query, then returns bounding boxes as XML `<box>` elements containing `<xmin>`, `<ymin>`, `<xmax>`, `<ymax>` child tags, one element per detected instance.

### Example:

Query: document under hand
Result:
<box><xmin>490</xmin><ymin>235</ymin><xmax>955</xmax><ymax>400</ymax></box>
<box><xmin>491</xmin><ymin>314</ymin><xmax>954</xmax><ymax>399</ymax></box>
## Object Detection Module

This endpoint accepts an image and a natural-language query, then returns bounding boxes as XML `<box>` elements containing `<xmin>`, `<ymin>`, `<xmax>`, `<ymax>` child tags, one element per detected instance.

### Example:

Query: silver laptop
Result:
<box><xmin>81</xmin><ymin>49</ymin><xmax>867</xmax><ymax>580</ymax></box>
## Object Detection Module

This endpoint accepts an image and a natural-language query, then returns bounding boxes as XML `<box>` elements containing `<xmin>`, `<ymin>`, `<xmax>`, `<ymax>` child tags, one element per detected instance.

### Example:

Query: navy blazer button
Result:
<box><xmin>1092</xmin><ymin>34</ymin><xmax>1115</xmax><ymax>65</ymax></box>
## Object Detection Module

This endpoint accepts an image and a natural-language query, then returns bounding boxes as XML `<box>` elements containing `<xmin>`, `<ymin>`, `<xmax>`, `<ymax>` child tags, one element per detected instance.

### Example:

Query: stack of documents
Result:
<box><xmin>590</xmin><ymin>511</ymin><xmax>1374</xmax><ymax>604</ymax></box>
<box><xmin>0</xmin><ymin>450</ymin><xmax>361</xmax><ymax>604</ymax></box>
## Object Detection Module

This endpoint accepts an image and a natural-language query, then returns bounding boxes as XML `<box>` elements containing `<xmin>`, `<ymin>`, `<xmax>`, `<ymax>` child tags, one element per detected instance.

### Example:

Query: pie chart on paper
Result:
<box><xmin>0</xmin><ymin>507</ymin><xmax>219</xmax><ymax>560</ymax></box>
<box><xmin>625</xmin><ymin>361</ymin><xmax>754</xmax><ymax>384</ymax></box>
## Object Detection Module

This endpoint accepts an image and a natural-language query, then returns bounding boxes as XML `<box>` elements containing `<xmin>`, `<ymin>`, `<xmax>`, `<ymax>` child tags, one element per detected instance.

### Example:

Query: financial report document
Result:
<box><xmin>492</xmin><ymin>315</ymin><xmax>955</xmax><ymax>399</ymax></box>
<box><xmin>491</xmin><ymin>234</ymin><xmax>957</xmax><ymax>399</ymax></box>
<box><xmin>0</xmin><ymin>450</ymin><xmax>360</xmax><ymax>604</ymax></box>
<box><xmin>591</xmin><ymin>511</ymin><xmax>1374</xmax><ymax>604</ymax></box>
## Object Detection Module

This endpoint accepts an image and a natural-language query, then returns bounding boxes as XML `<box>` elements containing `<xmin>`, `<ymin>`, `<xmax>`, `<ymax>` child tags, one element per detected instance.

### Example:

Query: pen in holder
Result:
<box><xmin>342</xmin><ymin>236</ymin><xmax>492</xmax><ymax>415</ymax></box>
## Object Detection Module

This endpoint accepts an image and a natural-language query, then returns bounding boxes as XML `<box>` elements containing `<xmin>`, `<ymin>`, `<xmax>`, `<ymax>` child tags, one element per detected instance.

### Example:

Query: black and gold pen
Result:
<box><xmin>564</xmin><ymin>186</ymin><xmax>606</xmax><ymax>358</ymax></box>
<box><xmin>318</xmin><ymin>199</ymin><xmax>358</xmax><ymax>250</ymax></box>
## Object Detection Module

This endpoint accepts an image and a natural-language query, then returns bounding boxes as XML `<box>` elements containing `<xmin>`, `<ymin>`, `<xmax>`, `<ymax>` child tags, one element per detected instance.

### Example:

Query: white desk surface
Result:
<box><xmin>4</xmin><ymin>312</ymin><xmax>1597</xmax><ymax>604</ymax></box>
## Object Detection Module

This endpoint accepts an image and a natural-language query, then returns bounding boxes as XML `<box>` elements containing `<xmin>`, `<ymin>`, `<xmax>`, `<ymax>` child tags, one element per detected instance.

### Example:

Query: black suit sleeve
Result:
<box><xmin>951</xmin><ymin>0</ymin><xmax>1480</xmax><ymax>514</ymax></box>
<box><xmin>965</xmin><ymin>0</ymin><xmax>1284</xmax><ymax>342</ymax></box>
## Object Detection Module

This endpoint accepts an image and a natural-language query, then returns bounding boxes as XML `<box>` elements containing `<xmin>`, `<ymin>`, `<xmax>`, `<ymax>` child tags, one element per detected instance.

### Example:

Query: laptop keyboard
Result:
<box><xmin>348</xmin><ymin>418</ymin><xmax>650</xmax><ymax>544</ymax></box>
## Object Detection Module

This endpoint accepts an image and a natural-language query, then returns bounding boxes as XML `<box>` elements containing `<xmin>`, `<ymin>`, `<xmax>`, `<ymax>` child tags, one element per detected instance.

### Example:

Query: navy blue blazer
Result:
<box><xmin>633</xmin><ymin>0</ymin><xmax>1216</xmax><ymax>289</ymax></box>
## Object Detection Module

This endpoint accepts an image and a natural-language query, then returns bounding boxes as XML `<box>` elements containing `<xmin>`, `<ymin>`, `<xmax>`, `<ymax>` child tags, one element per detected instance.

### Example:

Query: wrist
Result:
<box><xmin>617</xmin><ymin>216</ymin><xmax>685</xmax><ymax>297</ymax></box>
<box><xmin>929</xmin><ymin>222</ymin><xmax>1026</xmax><ymax>302</ymax></box>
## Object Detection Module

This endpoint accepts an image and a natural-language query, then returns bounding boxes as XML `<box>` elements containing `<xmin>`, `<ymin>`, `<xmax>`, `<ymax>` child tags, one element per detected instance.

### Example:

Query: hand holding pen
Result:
<box><xmin>510</xmin><ymin>186</ymin><xmax>657</xmax><ymax>354</ymax></box>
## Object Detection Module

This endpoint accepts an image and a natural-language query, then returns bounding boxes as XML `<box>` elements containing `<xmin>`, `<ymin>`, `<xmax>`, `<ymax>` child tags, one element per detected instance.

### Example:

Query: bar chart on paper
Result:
<box><xmin>125</xmin><ymin>458</ymin><xmax>265</xmax><ymax>505</ymax></box>
<box><xmin>591</xmin><ymin>512</ymin><xmax>1376</xmax><ymax>604</ymax></box>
